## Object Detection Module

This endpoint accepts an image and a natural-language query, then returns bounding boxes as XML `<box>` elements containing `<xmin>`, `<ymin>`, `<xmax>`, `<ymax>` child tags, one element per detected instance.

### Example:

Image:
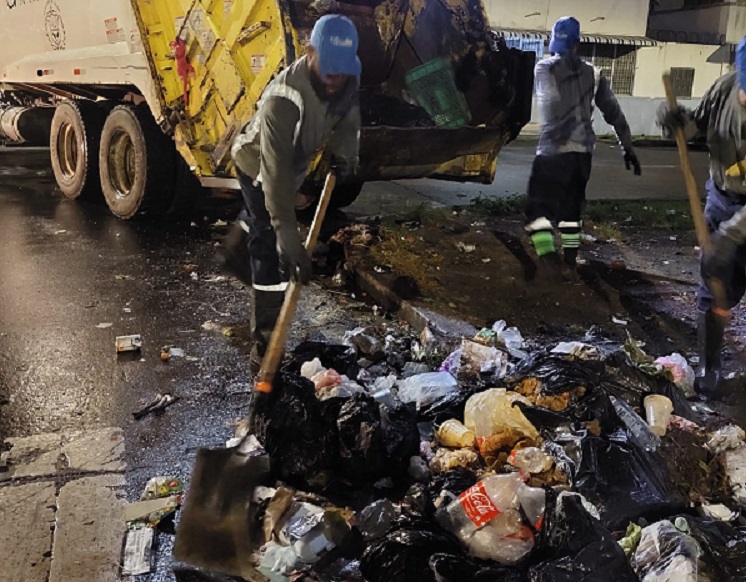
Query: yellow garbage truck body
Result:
<box><xmin>0</xmin><ymin>0</ymin><xmax>534</xmax><ymax>218</ymax></box>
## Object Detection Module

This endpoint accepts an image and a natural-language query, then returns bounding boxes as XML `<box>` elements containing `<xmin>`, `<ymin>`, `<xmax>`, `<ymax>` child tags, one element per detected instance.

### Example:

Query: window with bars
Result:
<box><xmin>577</xmin><ymin>45</ymin><xmax>637</xmax><ymax>95</ymax></box>
<box><xmin>669</xmin><ymin>68</ymin><xmax>696</xmax><ymax>98</ymax></box>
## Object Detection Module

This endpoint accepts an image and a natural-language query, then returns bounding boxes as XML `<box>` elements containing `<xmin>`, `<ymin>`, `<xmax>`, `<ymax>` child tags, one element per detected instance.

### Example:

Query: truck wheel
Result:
<box><xmin>99</xmin><ymin>105</ymin><xmax>175</xmax><ymax>219</ymax></box>
<box><xmin>50</xmin><ymin>101</ymin><xmax>104</xmax><ymax>199</ymax></box>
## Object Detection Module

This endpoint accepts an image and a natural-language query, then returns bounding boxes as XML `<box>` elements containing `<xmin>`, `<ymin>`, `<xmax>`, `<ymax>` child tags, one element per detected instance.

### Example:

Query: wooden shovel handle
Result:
<box><xmin>662</xmin><ymin>73</ymin><xmax>730</xmax><ymax>318</ymax></box>
<box><xmin>255</xmin><ymin>173</ymin><xmax>337</xmax><ymax>392</ymax></box>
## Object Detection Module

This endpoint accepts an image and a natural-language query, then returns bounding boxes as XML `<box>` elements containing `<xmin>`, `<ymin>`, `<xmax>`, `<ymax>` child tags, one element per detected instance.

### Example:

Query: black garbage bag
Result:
<box><xmin>569</xmin><ymin>429</ymin><xmax>684</xmax><ymax>530</ymax></box>
<box><xmin>257</xmin><ymin>373</ymin><xmax>336</xmax><ymax>486</ymax></box>
<box><xmin>418</xmin><ymin>386</ymin><xmax>481</xmax><ymax>424</ymax></box>
<box><xmin>381</xmin><ymin>403</ymin><xmax>420</xmax><ymax>477</ymax></box>
<box><xmin>401</xmin><ymin>483</ymin><xmax>431</xmax><ymax>520</ymax></box>
<box><xmin>428</xmin><ymin>468</ymin><xmax>478</xmax><ymax>500</ymax></box>
<box><xmin>290</xmin><ymin>341</ymin><xmax>359</xmax><ymax>379</ymax></box>
<box><xmin>429</xmin><ymin>553</ymin><xmax>526</xmax><ymax>582</ymax></box>
<box><xmin>679</xmin><ymin>516</ymin><xmax>746</xmax><ymax>580</ymax></box>
<box><xmin>337</xmin><ymin>394</ymin><xmax>387</xmax><ymax>483</ymax></box>
<box><xmin>529</xmin><ymin>492</ymin><xmax>638</xmax><ymax>582</ymax></box>
<box><xmin>511</xmin><ymin>352</ymin><xmax>605</xmax><ymax>394</ymax></box>
<box><xmin>537</xmin><ymin>389</ymin><xmax>684</xmax><ymax>530</ymax></box>
<box><xmin>360</xmin><ymin>522</ymin><xmax>462</xmax><ymax>582</ymax></box>
<box><xmin>603</xmin><ymin>351</ymin><xmax>697</xmax><ymax>421</ymax></box>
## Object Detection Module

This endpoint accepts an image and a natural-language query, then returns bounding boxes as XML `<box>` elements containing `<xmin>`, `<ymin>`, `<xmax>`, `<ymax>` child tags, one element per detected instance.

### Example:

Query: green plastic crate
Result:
<box><xmin>405</xmin><ymin>57</ymin><xmax>471</xmax><ymax>129</ymax></box>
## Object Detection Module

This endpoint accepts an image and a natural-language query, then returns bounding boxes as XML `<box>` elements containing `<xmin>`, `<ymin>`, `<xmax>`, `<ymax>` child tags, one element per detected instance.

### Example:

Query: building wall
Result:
<box><xmin>649</xmin><ymin>3</ymin><xmax>746</xmax><ymax>44</ymax></box>
<box><xmin>484</xmin><ymin>0</ymin><xmax>649</xmax><ymax>36</ymax></box>
<box><xmin>633</xmin><ymin>43</ymin><xmax>729</xmax><ymax>98</ymax></box>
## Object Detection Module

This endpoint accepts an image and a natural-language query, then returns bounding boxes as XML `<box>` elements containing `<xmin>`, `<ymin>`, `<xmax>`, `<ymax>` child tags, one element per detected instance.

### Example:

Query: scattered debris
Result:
<box><xmin>455</xmin><ymin>242</ymin><xmax>476</xmax><ymax>253</ymax></box>
<box><xmin>122</xmin><ymin>527</ymin><xmax>154</xmax><ymax>576</ymax></box>
<box><xmin>96</xmin><ymin>322</ymin><xmax>113</xmax><ymax>329</ymax></box>
<box><xmin>133</xmin><ymin>394</ymin><xmax>179</xmax><ymax>420</ymax></box>
<box><xmin>612</xmin><ymin>316</ymin><xmax>629</xmax><ymax>326</ymax></box>
<box><xmin>116</xmin><ymin>335</ymin><xmax>142</xmax><ymax>353</ymax></box>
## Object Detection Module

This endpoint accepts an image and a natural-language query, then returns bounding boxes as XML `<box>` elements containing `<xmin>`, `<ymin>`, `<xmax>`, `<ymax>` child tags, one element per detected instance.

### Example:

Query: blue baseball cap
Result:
<box><xmin>310</xmin><ymin>14</ymin><xmax>362</xmax><ymax>80</ymax></box>
<box><xmin>549</xmin><ymin>16</ymin><xmax>581</xmax><ymax>54</ymax></box>
<box><xmin>738</xmin><ymin>36</ymin><xmax>746</xmax><ymax>91</ymax></box>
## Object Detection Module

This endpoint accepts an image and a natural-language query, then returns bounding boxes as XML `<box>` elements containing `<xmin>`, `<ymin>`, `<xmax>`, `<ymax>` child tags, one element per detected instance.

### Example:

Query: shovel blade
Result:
<box><xmin>174</xmin><ymin>445</ymin><xmax>271</xmax><ymax>578</ymax></box>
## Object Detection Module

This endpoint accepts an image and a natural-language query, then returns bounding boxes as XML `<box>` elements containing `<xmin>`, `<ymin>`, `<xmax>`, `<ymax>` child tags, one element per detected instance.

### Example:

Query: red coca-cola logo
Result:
<box><xmin>459</xmin><ymin>482</ymin><xmax>500</xmax><ymax>528</ymax></box>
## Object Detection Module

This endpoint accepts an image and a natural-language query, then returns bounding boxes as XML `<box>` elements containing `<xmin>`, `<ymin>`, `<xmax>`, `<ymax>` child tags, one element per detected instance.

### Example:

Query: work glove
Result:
<box><xmin>656</xmin><ymin>103</ymin><xmax>688</xmax><ymax>131</ymax></box>
<box><xmin>703</xmin><ymin>233</ymin><xmax>739</xmax><ymax>283</ymax></box>
<box><xmin>275</xmin><ymin>226</ymin><xmax>312</xmax><ymax>285</ymax></box>
<box><xmin>330</xmin><ymin>155</ymin><xmax>357</xmax><ymax>181</ymax></box>
<box><xmin>623</xmin><ymin>147</ymin><xmax>642</xmax><ymax>176</ymax></box>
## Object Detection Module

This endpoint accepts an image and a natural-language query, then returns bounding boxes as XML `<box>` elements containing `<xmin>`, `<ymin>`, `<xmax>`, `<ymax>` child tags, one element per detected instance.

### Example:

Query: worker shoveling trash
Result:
<box><xmin>172</xmin><ymin>322</ymin><xmax>746</xmax><ymax>582</ymax></box>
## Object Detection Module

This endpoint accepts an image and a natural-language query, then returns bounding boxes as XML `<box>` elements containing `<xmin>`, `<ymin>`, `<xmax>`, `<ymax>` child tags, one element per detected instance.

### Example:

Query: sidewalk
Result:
<box><xmin>0</xmin><ymin>428</ymin><xmax>127</xmax><ymax>582</ymax></box>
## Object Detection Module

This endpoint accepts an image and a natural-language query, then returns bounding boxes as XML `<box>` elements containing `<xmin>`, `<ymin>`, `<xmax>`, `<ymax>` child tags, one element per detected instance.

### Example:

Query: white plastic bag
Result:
<box><xmin>654</xmin><ymin>353</ymin><xmax>696</xmax><ymax>397</ymax></box>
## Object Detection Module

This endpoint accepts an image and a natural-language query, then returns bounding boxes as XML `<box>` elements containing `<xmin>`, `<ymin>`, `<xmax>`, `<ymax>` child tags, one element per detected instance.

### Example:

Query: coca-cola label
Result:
<box><xmin>459</xmin><ymin>481</ymin><xmax>500</xmax><ymax>528</ymax></box>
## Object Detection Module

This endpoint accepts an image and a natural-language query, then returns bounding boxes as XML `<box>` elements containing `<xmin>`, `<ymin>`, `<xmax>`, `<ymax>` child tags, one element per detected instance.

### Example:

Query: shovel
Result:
<box><xmin>662</xmin><ymin>72</ymin><xmax>730</xmax><ymax>319</ymax></box>
<box><xmin>173</xmin><ymin>173</ymin><xmax>337</xmax><ymax>578</ymax></box>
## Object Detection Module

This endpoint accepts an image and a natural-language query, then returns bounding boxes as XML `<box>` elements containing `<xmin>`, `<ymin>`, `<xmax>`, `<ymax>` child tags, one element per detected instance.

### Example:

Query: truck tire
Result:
<box><xmin>50</xmin><ymin>100</ymin><xmax>105</xmax><ymax>200</ymax></box>
<box><xmin>99</xmin><ymin>105</ymin><xmax>175</xmax><ymax>219</ymax></box>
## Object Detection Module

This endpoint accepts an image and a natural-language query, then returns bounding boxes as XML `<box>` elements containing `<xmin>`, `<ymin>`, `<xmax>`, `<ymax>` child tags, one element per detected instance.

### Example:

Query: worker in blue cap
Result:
<box><xmin>658</xmin><ymin>36</ymin><xmax>746</xmax><ymax>400</ymax></box>
<box><xmin>526</xmin><ymin>16</ymin><xmax>641</xmax><ymax>280</ymax></box>
<box><xmin>226</xmin><ymin>14</ymin><xmax>362</xmax><ymax>372</ymax></box>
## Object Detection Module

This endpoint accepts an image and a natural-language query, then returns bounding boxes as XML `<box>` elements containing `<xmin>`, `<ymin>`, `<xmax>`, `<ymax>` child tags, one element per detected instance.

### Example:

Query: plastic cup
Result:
<box><xmin>437</xmin><ymin>419</ymin><xmax>476</xmax><ymax>448</ymax></box>
<box><xmin>644</xmin><ymin>395</ymin><xmax>674</xmax><ymax>437</ymax></box>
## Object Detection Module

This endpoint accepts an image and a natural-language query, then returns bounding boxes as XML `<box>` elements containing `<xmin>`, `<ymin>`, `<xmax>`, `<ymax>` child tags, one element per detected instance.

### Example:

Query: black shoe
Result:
<box><xmin>695</xmin><ymin>310</ymin><xmax>725</xmax><ymax>399</ymax></box>
<box><xmin>217</xmin><ymin>222</ymin><xmax>252</xmax><ymax>287</ymax></box>
<box><xmin>536</xmin><ymin>252</ymin><xmax>563</xmax><ymax>283</ymax></box>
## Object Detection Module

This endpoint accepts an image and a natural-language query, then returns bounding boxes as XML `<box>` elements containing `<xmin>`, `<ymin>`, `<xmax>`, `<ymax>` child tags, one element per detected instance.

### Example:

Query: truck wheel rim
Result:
<box><xmin>108</xmin><ymin>130</ymin><xmax>136</xmax><ymax>198</ymax></box>
<box><xmin>57</xmin><ymin>121</ymin><xmax>79</xmax><ymax>180</ymax></box>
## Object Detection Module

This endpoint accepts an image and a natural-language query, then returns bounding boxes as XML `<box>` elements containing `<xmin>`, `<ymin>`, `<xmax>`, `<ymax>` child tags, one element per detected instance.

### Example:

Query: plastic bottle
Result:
<box><xmin>436</xmin><ymin>473</ymin><xmax>523</xmax><ymax>536</ymax></box>
<box><xmin>517</xmin><ymin>483</ymin><xmax>546</xmax><ymax>529</ymax></box>
<box><xmin>436</xmin><ymin>419</ymin><xmax>476</xmax><ymax>448</ymax></box>
<box><xmin>509</xmin><ymin>447</ymin><xmax>553</xmax><ymax>474</ymax></box>
<box><xmin>610</xmin><ymin>395</ymin><xmax>661</xmax><ymax>451</ymax></box>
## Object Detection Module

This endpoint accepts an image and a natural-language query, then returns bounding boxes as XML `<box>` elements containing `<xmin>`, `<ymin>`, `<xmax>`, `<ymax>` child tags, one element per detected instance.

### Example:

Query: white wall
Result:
<box><xmin>633</xmin><ymin>43</ymin><xmax>730</xmax><ymax>98</ymax></box>
<box><xmin>484</xmin><ymin>0</ymin><xmax>649</xmax><ymax>36</ymax></box>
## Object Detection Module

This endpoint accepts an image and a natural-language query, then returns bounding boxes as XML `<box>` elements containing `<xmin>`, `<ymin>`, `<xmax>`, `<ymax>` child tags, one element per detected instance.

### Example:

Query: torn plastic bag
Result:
<box><xmin>678</xmin><ymin>516</ymin><xmax>746</xmax><ymax>580</ymax></box>
<box><xmin>397</xmin><ymin>372</ymin><xmax>459</xmax><ymax>410</ymax></box>
<box><xmin>256</xmin><ymin>373</ymin><xmax>336</xmax><ymax>487</ymax></box>
<box><xmin>290</xmin><ymin>341</ymin><xmax>359</xmax><ymax>380</ymax></box>
<box><xmin>429</xmin><ymin>553</ymin><xmax>525</xmax><ymax>582</ymax></box>
<box><xmin>358</xmin><ymin>499</ymin><xmax>397</xmax><ymax>541</ymax></box>
<box><xmin>529</xmin><ymin>491</ymin><xmax>637</xmax><ymax>582</ymax></box>
<box><xmin>418</xmin><ymin>385</ymin><xmax>480</xmax><ymax>425</ymax></box>
<box><xmin>402</xmin><ymin>483</ymin><xmax>432</xmax><ymax>520</ymax></box>
<box><xmin>360</xmin><ymin>522</ymin><xmax>462</xmax><ymax>582</ymax></box>
<box><xmin>632</xmin><ymin>520</ymin><xmax>698</xmax><ymax>582</ymax></box>
<box><xmin>429</xmin><ymin>468</ymin><xmax>479</xmax><ymax>503</ymax></box>
<box><xmin>569</xmin><ymin>429</ymin><xmax>684</xmax><ymax>530</ymax></box>
<box><xmin>380</xmin><ymin>403</ymin><xmax>420</xmax><ymax>477</ymax></box>
<box><xmin>337</xmin><ymin>394</ymin><xmax>387</xmax><ymax>483</ymax></box>
<box><xmin>603</xmin><ymin>351</ymin><xmax>697</xmax><ymax>421</ymax></box>
<box><xmin>510</xmin><ymin>351</ymin><xmax>604</xmax><ymax>394</ymax></box>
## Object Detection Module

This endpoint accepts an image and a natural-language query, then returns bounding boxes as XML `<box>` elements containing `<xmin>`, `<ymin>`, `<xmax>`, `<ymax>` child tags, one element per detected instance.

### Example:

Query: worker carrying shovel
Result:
<box><xmin>224</xmin><ymin>14</ymin><xmax>362</xmax><ymax>372</ymax></box>
<box><xmin>525</xmin><ymin>16</ymin><xmax>642</xmax><ymax>281</ymax></box>
<box><xmin>657</xmin><ymin>37</ymin><xmax>746</xmax><ymax>400</ymax></box>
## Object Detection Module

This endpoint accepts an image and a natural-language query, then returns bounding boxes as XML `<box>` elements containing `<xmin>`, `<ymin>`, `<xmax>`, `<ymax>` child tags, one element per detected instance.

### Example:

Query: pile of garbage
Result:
<box><xmin>241</xmin><ymin>324</ymin><xmax>746</xmax><ymax>581</ymax></box>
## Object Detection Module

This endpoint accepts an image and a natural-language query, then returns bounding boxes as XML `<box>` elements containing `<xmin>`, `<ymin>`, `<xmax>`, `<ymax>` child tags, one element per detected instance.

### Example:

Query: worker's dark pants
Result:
<box><xmin>697</xmin><ymin>179</ymin><xmax>746</xmax><ymax>312</ymax></box>
<box><xmin>238</xmin><ymin>172</ymin><xmax>287</xmax><ymax>355</ymax></box>
<box><xmin>525</xmin><ymin>152</ymin><xmax>593</xmax><ymax>259</ymax></box>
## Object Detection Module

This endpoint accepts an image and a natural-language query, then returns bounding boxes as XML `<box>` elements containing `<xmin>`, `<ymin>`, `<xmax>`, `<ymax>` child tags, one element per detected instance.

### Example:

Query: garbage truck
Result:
<box><xmin>0</xmin><ymin>0</ymin><xmax>534</xmax><ymax>219</ymax></box>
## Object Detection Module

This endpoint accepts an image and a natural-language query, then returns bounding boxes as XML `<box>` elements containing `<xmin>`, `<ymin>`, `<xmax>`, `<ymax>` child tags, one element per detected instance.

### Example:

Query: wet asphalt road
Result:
<box><xmin>0</xmin><ymin>148</ymin><xmax>373</xmax><ymax>581</ymax></box>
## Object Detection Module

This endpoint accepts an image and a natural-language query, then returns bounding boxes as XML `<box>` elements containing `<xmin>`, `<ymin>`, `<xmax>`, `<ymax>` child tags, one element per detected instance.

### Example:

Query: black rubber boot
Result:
<box><xmin>695</xmin><ymin>310</ymin><xmax>725</xmax><ymax>399</ymax></box>
<box><xmin>561</xmin><ymin>248</ymin><xmax>579</xmax><ymax>282</ymax></box>
<box><xmin>537</xmin><ymin>251</ymin><xmax>563</xmax><ymax>283</ymax></box>
<box><xmin>217</xmin><ymin>221</ymin><xmax>252</xmax><ymax>287</ymax></box>
<box><xmin>249</xmin><ymin>288</ymin><xmax>285</xmax><ymax>374</ymax></box>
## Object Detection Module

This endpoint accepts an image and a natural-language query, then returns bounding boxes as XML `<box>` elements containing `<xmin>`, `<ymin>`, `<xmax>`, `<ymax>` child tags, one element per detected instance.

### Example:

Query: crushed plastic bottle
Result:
<box><xmin>611</xmin><ymin>396</ymin><xmax>661</xmax><ymax>452</ymax></box>
<box><xmin>516</xmin><ymin>483</ymin><xmax>546</xmax><ymax>529</ymax></box>
<box><xmin>436</xmin><ymin>419</ymin><xmax>476</xmax><ymax>448</ymax></box>
<box><xmin>436</xmin><ymin>473</ymin><xmax>523</xmax><ymax>535</ymax></box>
<box><xmin>509</xmin><ymin>447</ymin><xmax>554</xmax><ymax>475</ymax></box>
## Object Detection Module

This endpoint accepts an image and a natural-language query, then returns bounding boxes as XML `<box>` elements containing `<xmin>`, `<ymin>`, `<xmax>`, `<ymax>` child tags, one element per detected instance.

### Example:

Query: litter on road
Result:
<box><xmin>132</xmin><ymin>394</ymin><xmax>179</xmax><ymax>420</ymax></box>
<box><xmin>170</xmin><ymin>320</ymin><xmax>746</xmax><ymax>581</ymax></box>
<box><xmin>116</xmin><ymin>334</ymin><xmax>142</xmax><ymax>353</ymax></box>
